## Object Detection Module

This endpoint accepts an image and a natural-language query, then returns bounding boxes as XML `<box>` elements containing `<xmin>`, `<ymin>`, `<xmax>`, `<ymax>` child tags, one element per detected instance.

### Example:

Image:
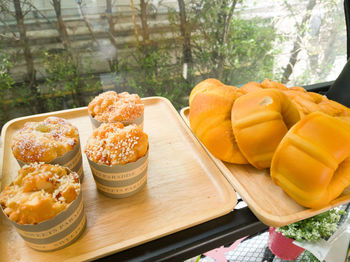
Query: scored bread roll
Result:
<box><xmin>189</xmin><ymin>79</ymin><xmax>248</xmax><ymax>164</ymax></box>
<box><xmin>231</xmin><ymin>89</ymin><xmax>300</xmax><ymax>169</ymax></box>
<box><xmin>241</xmin><ymin>79</ymin><xmax>350</xmax><ymax>118</ymax></box>
<box><xmin>271</xmin><ymin>111</ymin><xmax>350</xmax><ymax>208</ymax></box>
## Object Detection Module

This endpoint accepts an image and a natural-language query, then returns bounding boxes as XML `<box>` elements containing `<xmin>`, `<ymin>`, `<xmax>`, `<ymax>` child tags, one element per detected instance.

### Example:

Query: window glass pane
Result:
<box><xmin>268</xmin><ymin>0</ymin><xmax>347</xmax><ymax>86</ymax></box>
<box><xmin>0</xmin><ymin>0</ymin><xmax>347</xmax><ymax>126</ymax></box>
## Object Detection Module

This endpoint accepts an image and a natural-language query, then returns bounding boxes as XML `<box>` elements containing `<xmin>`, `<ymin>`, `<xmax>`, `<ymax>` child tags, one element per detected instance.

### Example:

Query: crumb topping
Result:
<box><xmin>84</xmin><ymin>123</ymin><xmax>148</xmax><ymax>166</ymax></box>
<box><xmin>11</xmin><ymin>117</ymin><xmax>79</xmax><ymax>163</ymax></box>
<box><xmin>0</xmin><ymin>163</ymin><xmax>80</xmax><ymax>225</ymax></box>
<box><xmin>88</xmin><ymin>91</ymin><xmax>144</xmax><ymax>122</ymax></box>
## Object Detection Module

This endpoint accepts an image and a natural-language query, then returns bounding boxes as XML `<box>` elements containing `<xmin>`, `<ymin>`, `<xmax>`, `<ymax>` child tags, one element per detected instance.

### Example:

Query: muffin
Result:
<box><xmin>0</xmin><ymin>163</ymin><xmax>86</xmax><ymax>251</ymax></box>
<box><xmin>88</xmin><ymin>91</ymin><xmax>144</xmax><ymax>129</ymax></box>
<box><xmin>85</xmin><ymin>123</ymin><xmax>149</xmax><ymax>198</ymax></box>
<box><xmin>11</xmin><ymin>116</ymin><xmax>83</xmax><ymax>179</ymax></box>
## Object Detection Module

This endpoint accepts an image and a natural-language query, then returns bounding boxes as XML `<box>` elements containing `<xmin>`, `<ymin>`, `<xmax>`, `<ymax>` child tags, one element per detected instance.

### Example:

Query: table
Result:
<box><xmin>99</xmin><ymin>199</ymin><xmax>267</xmax><ymax>262</ymax></box>
<box><xmin>96</xmin><ymin>81</ymin><xmax>333</xmax><ymax>262</ymax></box>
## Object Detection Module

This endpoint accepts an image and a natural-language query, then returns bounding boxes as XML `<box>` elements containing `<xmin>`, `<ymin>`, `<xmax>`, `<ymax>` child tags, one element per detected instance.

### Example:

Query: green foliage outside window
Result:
<box><xmin>0</xmin><ymin>0</ymin><xmax>346</xmax><ymax>127</ymax></box>
<box><xmin>0</xmin><ymin>53</ymin><xmax>33</xmax><ymax>126</ymax></box>
<box><xmin>0</xmin><ymin>55</ymin><xmax>14</xmax><ymax>125</ymax></box>
<box><xmin>107</xmin><ymin>44</ymin><xmax>192</xmax><ymax>109</ymax></box>
<box><xmin>0</xmin><ymin>56</ymin><xmax>14</xmax><ymax>90</ymax></box>
<box><xmin>187</xmin><ymin>0</ymin><xmax>278</xmax><ymax>84</ymax></box>
<box><xmin>42</xmin><ymin>50</ymin><xmax>101</xmax><ymax>111</ymax></box>
<box><xmin>107</xmin><ymin>0</ymin><xmax>278</xmax><ymax>110</ymax></box>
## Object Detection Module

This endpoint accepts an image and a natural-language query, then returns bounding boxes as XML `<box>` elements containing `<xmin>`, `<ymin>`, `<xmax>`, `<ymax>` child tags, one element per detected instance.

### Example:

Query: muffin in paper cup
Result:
<box><xmin>11</xmin><ymin>117</ymin><xmax>84</xmax><ymax>180</ymax></box>
<box><xmin>87</xmin><ymin>150</ymin><xmax>148</xmax><ymax>198</ymax></box>
<box><xmin>0</xmin><ymin>164</ymin><xmax>86</xmax><ymax>252</ymax></box>
<box><xmin>17</xmin><ymin>140</ymin><xmax>84</xmax><ymax>181</ymax></box>
<box><xmin>89</xmin><ymin>113</ymin><xmax>144</xmax><ymax>130</ymax></box>
<box><xmin>87</xmin><ymin>91</ymin><xmax>144</xmax><ymax>129</ymax></box>
<box><xmin>85</xmin><ymin>122</ymin><xmax>149</xmax><ymax>198</ymax></box>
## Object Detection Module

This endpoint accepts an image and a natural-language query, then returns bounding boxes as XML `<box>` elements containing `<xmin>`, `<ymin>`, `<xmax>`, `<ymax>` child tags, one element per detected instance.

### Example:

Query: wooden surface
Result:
<box><xmin>180</xmin><ymin>107</ymin><xmax>350</xmax><ymax>227</ymax></box>
<box><xmin>0</xmin><ymin>97</ymin><xmax>236</xmax><ymax>262</ymax></box>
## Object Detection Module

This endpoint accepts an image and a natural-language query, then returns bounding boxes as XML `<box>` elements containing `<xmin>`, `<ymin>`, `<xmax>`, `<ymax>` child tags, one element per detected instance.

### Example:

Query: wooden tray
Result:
<box><xmin>180</xmin><ymin>107</ymin><xmax>350</xmax><ymax>227</ymax></box>
<box><xmin>0</xmin><ymin>97</ymin><xmax>237</xmax><ymax>262</ymax></box>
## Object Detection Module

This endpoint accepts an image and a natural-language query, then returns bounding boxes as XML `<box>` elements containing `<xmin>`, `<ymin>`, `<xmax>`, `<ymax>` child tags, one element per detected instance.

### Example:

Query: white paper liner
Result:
<box><xmin>89</xmin><ymin>113</ymin><xmax>144</xmax><ymax>129</ymax></box>
<box><xmin>17</xmin><ymin>140</ymin><xmax>84</xmax><ymax>180</ymax></box>
<box><xmin>87</xmin><ymin>150</ymin><xmax>149</xmax><ymax>198</ymax></box>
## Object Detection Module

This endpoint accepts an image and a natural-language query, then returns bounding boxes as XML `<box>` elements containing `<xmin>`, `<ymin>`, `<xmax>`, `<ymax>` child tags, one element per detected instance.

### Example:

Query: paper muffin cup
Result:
<box><xmin>17</xmin><ymin>140</ymin><xmax>84</xmax><ymax>181</ymax></box>
<box><xmin>89</xmin><ymin>113</ymin><xmax>144</xmax><ymax>129</ymax></box>
<box><xmin>87</xmin><ymin>149</ymin><xmax>149</xmax><ymax>198</ymax></box>
<box><xmin>1</xmin><ymin>188</ymin><xmax>86</xmax><ymax>252</ymax></box>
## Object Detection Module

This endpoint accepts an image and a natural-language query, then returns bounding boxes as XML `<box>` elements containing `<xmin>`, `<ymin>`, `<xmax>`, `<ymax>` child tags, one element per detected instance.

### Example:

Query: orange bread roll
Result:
<box><xmin>271</xmin><ymin>112</ymin><xmax>350</xmax><ymax>208</ymax></box>
<box><xmin>239</xmin><ymin>82</ymin><xmax>262</xmax><ymax>93</ymax></box>
<box><xmin>189</xmin><ymin>79</ymin><xmax>247</xmax><ymax>164</ymax></box>
<box><xmin>261</xmin><ymin>79</ymin><xmax>289</xmax><ymax>91</ymax></box>
<box><xmin>231</xmin><ymin>89</ymin><xmax>300</xmax><ymax>169</ymax></box>
<box><xmin>241</xmin><ymin>79</ymin><xmax>350</xmax><ymax>118</ymax></box>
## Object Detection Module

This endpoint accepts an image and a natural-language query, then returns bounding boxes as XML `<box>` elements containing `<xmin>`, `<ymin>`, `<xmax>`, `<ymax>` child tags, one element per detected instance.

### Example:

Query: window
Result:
<box><xmin>0</xmin><ymin>0</ymin><xmax>347</xmax><ymax>126</ymax></box>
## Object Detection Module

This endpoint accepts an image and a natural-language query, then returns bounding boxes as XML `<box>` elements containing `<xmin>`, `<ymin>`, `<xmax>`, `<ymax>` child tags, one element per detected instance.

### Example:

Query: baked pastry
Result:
<box><xmin>189</xmin><ymin>79</ymin><xmax>248</xmax><ymax>164</ymax></box>
<box><xmin>260</xmin><ymin>78</ymin><xmax>289</xmax><ymax>91</ymax></box>
<box><xmin>85</xmin><ymin>123</ymin><xmax>149</xmax><ymax>198</ymax></box>
<box><xmin>244</xmin><ymin>79</ymin><xmax>350</xmax><ymax>118</ymax></box>
<box><xmin>88</xmin><ymin>91</ymin><xmax>144</xmax><ymax>128</ymax></box>
<box><xmin>261</xmin><ymin>79</ymin><xmax>350</xmax><ymax>117</ymax></box>
<box><xmin>85</xmin><ymin>123</ymin><xmax>148</xmax><ymax>166</ymax></box>
<box><xmin>0</xmin><ymin>163</ymin><xmax>80</xmax><ymax>225</ymax></box>
<box><xmin>11</xmin><ymin>117</ymin><xmax>79</xmax><ymax>163</ymax></box>
<box><xmin>231</xmin><ymin>89</ymin><xmax>300</xmax><ymax>169</ymax></box>
<box><xmin>239</xmin><ymin>81</ymin><xmax>262</xmax><ymax>93</ymax></box>
<box><xmin>271</xmin><ymin>111</ymin><xmax>350</xmax><ymax>208</ymax></box>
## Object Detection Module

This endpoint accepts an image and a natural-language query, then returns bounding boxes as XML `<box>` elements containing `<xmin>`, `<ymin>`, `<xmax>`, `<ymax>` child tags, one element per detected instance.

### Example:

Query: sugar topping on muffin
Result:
<box><xmin>88</xmin><ymin>91</ymin><xmax>144</xmax><ymax>123</ymax></box>
<box><xmin>0</xmin><ymin>163</ymin><xmax>80</xmax><ymax>225</ymax></box>
<box><xmin>11</xmin><ymin>117</ymin><xmax>79</xmax><ymax>163</ymax></box>
<box><xmin>84</xmin><ymin>123</ymin><xmax>148</xmax><ymax>166</ymax></box>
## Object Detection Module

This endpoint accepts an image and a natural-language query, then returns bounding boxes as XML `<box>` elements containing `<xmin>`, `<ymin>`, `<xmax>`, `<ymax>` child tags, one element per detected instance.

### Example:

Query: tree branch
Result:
<box><xmin>0</xmin><ymin>16</ymin><xmax>19</xmax><ymax>40</ymax></box>
<box><xmin>77</xmin><ymin>2</ymin><xmax>99</xmax><ymax>46</ymax></box>
<box><xmin>51</xmin><ymin>0</ymin><xmax>72</xmax><ymax>52</ymax></box>
<box><xmin>223</xmin><ymin>0</ymin><xmax>238</xmax><ymax>44</ymax></box>
<box><xmin>130</xmin><ymin>0</ymin><xmax>140</xmax><ymax>44</ymax></box>
<box><xmin>26</xmin><ymin>1</ymin><xmax>56</xmax><ymax>28</ymax></box>
<box><xmin>0</xmin><ymin>2</ymin><xmax>15</xmax><ymax>17</ymax></box>
<box><xmin>281</xmin><ymin>0</ymin><xmax>316</xmax><ymax>83</ymax></box>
